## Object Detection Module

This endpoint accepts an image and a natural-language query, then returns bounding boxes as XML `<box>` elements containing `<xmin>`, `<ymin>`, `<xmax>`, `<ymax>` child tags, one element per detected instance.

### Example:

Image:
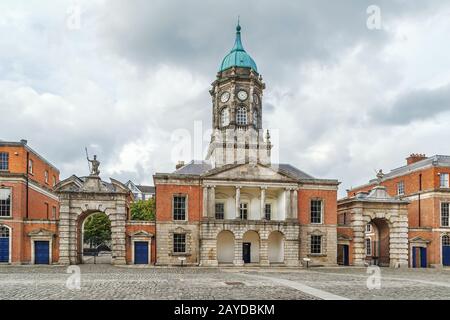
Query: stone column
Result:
<box><xmin>291</xmin><ymin>189</ymin><xmax>298</xmax><ymax>220</ymax></box>
<box><xmin>235</xmin><ymin>186</ymin><xmax>241</xmax><ymax>219</ymax></box>
<box><xmin>285</xmin><ymin>188</ymin><xmax>292</xmax><ymax>220</ymax></box>
<box><xmin>259</xmin><ymin>231</ymin><xmax>270</xmax><ymax>266</ymax></box>
<box><xmin>110</xmin><ymin>206</ymin><xmax>127</xmax><ymax>265</ymax></box>
<box><xmin>202</xmin><ymin>186</ymin><xmax>208</xmax><ymax>218</ymax></box>
<box><xmin>260</xmin><ymin>187</ymin><xmax>266</xmax><ymax>220</ymax></box>
<box><xmin>58</xmin><ymin>204</ymin><xmax>71</xmax><ymax>265</ymax></box>
<box><xmin>390</xmin><ymin>212</ymin><xmax>409</xmax><ymax>268</ymax></box>
<box><xmin>208</xmin><ymin>186</ymin><xmax>215</xmax><ymax>219</ymax></box>
<box><xmin>68</xmin><ymin>212</ymin><xmax>77</xmax><ymax>264</ymax></box>
<box><xmin>234</xmin><ymin>238</ymin><xmax>244</xmax><ymax>266</ymax></box>
<box><xmin>351</xmin><ymin>209</ymin><xmax>366</xmax><ymax>266</ymax></box>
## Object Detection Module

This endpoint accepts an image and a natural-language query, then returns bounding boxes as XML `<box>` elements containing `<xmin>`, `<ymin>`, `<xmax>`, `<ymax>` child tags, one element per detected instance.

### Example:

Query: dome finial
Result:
<box><xmin>236</xmin><ymin>16</ymin><xmax>241</xmax><ymax>32</ymax></box>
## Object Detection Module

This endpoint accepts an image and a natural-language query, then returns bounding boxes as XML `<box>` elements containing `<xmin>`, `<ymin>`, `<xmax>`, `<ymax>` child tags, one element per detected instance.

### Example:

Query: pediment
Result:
<box><xmin>54</xmin><ymin>175</ymin><xmax>83</xmax><ymax>192</ymax></box>
<box><xmin>129</xmin><ymin>230</ymin><xmax>154</xmax><ymax>238</ymax></box>
<box><xmin>28</xmin><ymin>228</ymin><xmax>55</xmax><ymax>237</ymax></box>
<box><xmin>409</xmin><ymin>236</ymin><xmax>431</xmax><ymax>244</ymax></box>
<box><xmin>338</xmin><ymin>233</ymin><xmax>353</xmax><ymax>241</ymax></box>
<box><xmin>203</xmin><ymin>163</ymin><xmax>298</xmax><ymax>182</ymax></box>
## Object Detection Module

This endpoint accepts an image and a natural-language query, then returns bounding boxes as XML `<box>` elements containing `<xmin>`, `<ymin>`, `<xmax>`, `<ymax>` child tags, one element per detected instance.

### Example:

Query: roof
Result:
<box><xmin>219</xmin><ymin>23</ymin><xmax>258</xmax><ymax>73</ymax></box>
<box><xmin>0</xmin><ymin>140</ymin><xmax>60</xmax><ymax>172</ymax></box>
<box><xmin>354</xmin><ymin>155</ymin><xmax>450</xmax><ymax>189</ymax></box>
<box><xmin>173</xmin><ymin>160</ymin><xmax>212</xmax><ymax>175</ymax></box>
<box><xmin>154</xmin><ymin>160</ymin><xmax>339</xmax><ymax>185</ymax></box>
<box><xmin>136</xmin><ymin>185</ymin><xmax>155</xmax><ymax>193</ymax></box>
<box><xmin>339</xmin><ymin>186</ymin><xmax>409</xmax><ymax>205</ymax></box>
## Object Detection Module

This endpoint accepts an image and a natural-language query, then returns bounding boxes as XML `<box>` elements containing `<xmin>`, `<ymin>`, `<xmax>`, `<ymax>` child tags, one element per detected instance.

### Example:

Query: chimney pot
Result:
<box><xmin>406</xmin><ymin>153</ymin><xmax>427</xmax><ymax>165</ymax></box>
<box><xmin>20</xmin><ymin>139</ymin><xmax>27</xmax><ymax>145</ymax></box>
<box><xmin>176</xmin><ymin>161</ymin><xmax>185</xmax><ymax>170</ymax></box>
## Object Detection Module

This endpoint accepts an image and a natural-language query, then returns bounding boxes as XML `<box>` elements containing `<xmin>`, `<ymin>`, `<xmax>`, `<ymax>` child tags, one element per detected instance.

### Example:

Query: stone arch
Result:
<box><xmin>55</xmin><ymin>175</ymin><xmax>130</xmax><ymax>265</ymax></box>
<box><xmin>268</xmin><ymin>231</ymin><xmax>284</xmax><ymax>263</ymax></box>
<box><xmin>359</xmin><ymin>211</ymin><xmax>407</xmax><ymax>268</ymax></box>
<box><xmin>77</xmin><ymin>210</ymin><xmax>112</xmax><ymax>264</ymax></box>
<box><xmin>242</xmin><ymin>230</ymin><xmax>260</xmax><ymax>263</ymax></box>
<box><xmin>217</xmin><ymin>230</ymin><xmax>235</xmax><ymax>263</ymax></box>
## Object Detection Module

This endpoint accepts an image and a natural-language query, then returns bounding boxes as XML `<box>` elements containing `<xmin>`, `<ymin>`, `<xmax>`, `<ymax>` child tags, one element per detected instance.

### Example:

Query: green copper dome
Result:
<box><xmin>219</xmin><ymin>23</ymin><xmax>258</xmax><ymax>73</ymax></box>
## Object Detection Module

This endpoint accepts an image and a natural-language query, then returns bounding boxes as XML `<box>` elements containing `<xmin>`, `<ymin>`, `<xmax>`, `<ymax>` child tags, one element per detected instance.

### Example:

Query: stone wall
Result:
<box><xmin>199</xmin><ymin>220</ymin><xmax>300</xmax><ymax>267</ymax></box>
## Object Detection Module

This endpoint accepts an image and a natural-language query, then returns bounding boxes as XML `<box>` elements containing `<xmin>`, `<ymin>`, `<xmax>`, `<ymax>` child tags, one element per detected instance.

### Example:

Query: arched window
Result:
<box><xmin>443</xmin><ymin>235</ymin><xmax>450</xmax><ymax>246</ymax></box>
<box><xmin>220</xmin><ymin>107</ymin><xmax>229</xmax><ymax>127</ymax></box>
<box><xmin>0</xmin><ymin>226</ymin><xmax>9</xmax><ymax>237</ymax></box>
<box><xmin>236</xmin><ymin>106</ymin><xmax>247</xmax><ymax>125</ymax></box>
<box><xmin>253</xmin><ymin>110</ymin><xmax>258</xmax><ymax>127</ymax></box>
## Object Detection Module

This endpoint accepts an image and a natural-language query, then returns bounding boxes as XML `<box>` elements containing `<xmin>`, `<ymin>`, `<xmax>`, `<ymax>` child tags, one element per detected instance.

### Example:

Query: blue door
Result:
<box><xmin>34</xmin><ymin>241</ymin><xmax>49</xmax><ymax>264</ymax></box>
<box><xmin>134</xmin><ymin>241</ymin><xmax>148</xmax><ymax>264</ymax></box>
<box><xmin>420</xmin><ymin>247</ymin><xmax>427</xmax><ymax>268</ymax></box>
<box><xmin>443</xmin><ymin>245</ymin><xmax>450</xmax><ymax>266</ymax></box>
<box><xmin>0</xmin><ymin>238</ymin><xmax>9</xmax><ymax>263</ymax></box>
<box><xmin>412</xmin><ymin>247</ymin><xmax>427</xmax><ymax>268</ymax></box>
<box><xmin>412</xmin><ymin>247</ymin><xmax>418</xmax><ymax>268</ymax></box>
<box><xmin>343</xmin><ymin>245</ymin><xmax>349</xmax><ymax>266</ymax></box>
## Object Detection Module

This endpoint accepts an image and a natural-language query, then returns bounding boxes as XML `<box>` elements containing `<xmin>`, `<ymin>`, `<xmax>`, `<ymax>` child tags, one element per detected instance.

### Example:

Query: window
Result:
<box><xmin>28</xmin><ymin>159</ymin><xmax>33</xmax><ymax>174</ymax></box>
<box><xmin>173</xmin><ymin>196</ymin><xmax>186</xmax><ymax>221</ymax></box>
<box><xmin>239</xmin><ymin>202</ymin><xmax>248</xmax><ymax>220</ymax></box>
<box><xmin>220</xmin><ymin>108</ymin><xmax>230</xmax><ymax>127</ymax></box>
<box><xmin>366</xmin><ymin>238</ymin><xmax>372</xmax><ymax>255</ymax></box>
<box><xmin>440</xmin><ymin>173</ymin><xmax>450</xmax><ymax>188</ymax></box>
<box><xmin>366</xmin><ymin>224</ymin><xmax>372</xmax><ymax>233</ymax></box>
<box><xmin>0</xmin><ymin>152</ymin><xmax>8</xmax><ymax>171</ymax></box>
<box><xmin>44</xmin><ymin>171</ymin><xmax>49</xmax><ymax>184</ymax></box>
<box><xmin>0</xmin><ymin>226</ymin><xmax>9</xmax><ymax>238</ymax></box>
<box><xmin>52</xmin><ymin>176</ymin><xmax>56</xmax><ymax>187</ymax></box>
<box><xmin>45</xmin><ymin>203</ymin><xmax>49</xmax><ymax>219</ymax></box>
<box><xmin>397</xmin><ymin>181</ymin><xmax>405</xmax><ymax>195</ymax></box>
<box><xmin>253</xmin><ymin>110</ymin><xmax>258</xmax><ymax>127</ymax></box>
<box><xmin>310</xmin><ymin>200</ymin><xmax>323</xmax><ymax>224</ymax></box>
<box><xmin>0</xmin><ymin>188</ymin><xmax>11</xmax><ymax>217</ymax></box>
<box><xmin>215</xmin><ymin>203</ymin><xmax>224</xmax><ymax>220</ymax></box>
<box><xmin>310</xmin><ymin>235</ymin><xmax>322</xmax><ymax>254</ymax></box>
<box><xmin>264</xmin><ymin>203</ymin><xmax>271</xmax><ymax>220</ymax></box>
<box><xmin>173</xmin><ymin>233</ymin><xmax>186</xmax><ymax>253</ymax></box>
<box><xmin>443</xmin><ymin>235</ymin><xmax>450</xmax><ymax>246</ymax></box>
<box><xmin>442</xmin><ymin>203</ymin><xmax>449</xmax><ymax>227</ymax></box>
<box><xmin>52</xmin><ymin>206</ymin><xmax>57</xmax><ymax>219</ymax></box>
<box><xmin>236</xmin><ymin>106</ymin><xmax>247</xmax><ymax>125</ymax></box>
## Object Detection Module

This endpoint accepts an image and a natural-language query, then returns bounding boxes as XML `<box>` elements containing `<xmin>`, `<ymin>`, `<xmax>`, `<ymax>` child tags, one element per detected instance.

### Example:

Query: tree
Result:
<box><xmin>131</xmin><ymin>198</ymin><xmax>155</xmax><ymax>221</ymax></box>
<box><xmin>83</xmin><ymin>213</ymin><xmax>111</xmax><ymax>248</ymax></box>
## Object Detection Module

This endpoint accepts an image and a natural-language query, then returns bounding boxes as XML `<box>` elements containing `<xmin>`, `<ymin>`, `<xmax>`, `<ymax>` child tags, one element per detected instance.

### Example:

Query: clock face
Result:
<box><xmin>220</xmin><ymin>92</ymin><xmax>230</xmax><ymax>103</ymax></box>
<box><xmin>237</xmin><ymin>90</ymin><xmax>248</xmax><ymax>101</ymax></box>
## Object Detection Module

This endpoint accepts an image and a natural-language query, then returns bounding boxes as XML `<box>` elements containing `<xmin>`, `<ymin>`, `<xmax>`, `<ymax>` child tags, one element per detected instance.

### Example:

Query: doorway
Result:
<box><xmin>243</xmin><ymin>242</ymin><xmax>251</xmax><ymax>264</ymax></box>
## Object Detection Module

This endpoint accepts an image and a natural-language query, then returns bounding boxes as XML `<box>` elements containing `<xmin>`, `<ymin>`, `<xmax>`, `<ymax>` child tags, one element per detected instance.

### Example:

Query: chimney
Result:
<box><xmin>176</xmin><ymin>161</ymin><xmax>185</xmax><ymax>170</ymax></box>
<box><xmin>406</xmin><ymin>153</ymin><xmax>427</xmax><ymax>165</ymax></box>
<box><xmin>20</xmin><ymin>139</ymin><xmax>28</xmax><ymax>145</ymax></box>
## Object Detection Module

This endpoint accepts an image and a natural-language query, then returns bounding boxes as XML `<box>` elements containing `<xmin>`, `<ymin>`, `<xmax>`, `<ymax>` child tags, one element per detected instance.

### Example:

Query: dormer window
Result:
<box><xmin>236</xmin><ymin>106</ymin><xmax>247</xmax><ymax>125</ymax></box>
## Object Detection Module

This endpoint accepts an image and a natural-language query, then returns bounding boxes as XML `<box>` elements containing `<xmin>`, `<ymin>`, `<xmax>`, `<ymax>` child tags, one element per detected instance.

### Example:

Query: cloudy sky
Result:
<box><xmin>1</xmin><ymin>0</ymin><xmax>449</xmax><ymax>197</ymax></box>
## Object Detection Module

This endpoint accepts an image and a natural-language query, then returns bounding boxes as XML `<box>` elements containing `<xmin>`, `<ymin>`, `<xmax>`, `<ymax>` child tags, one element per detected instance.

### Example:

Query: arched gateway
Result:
<box><xmin>55</xmin><ymin>175</ymin><xmax>131</xmax><ymax>265</ymax></box>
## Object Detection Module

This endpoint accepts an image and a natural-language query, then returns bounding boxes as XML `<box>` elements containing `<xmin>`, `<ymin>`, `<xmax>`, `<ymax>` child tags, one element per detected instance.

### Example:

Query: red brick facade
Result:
<box><xmin>347</xmin><ymin>155</ymin><xmax>450</xmax><ymax>267</ymax></box>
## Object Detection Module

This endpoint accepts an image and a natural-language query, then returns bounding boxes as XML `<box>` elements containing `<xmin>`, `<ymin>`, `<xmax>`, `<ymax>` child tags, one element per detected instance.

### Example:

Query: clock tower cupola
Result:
<box><xmin>206</xmin><ymin>22</ymin><xmax>272</xmax><ymax>168</ymax></box>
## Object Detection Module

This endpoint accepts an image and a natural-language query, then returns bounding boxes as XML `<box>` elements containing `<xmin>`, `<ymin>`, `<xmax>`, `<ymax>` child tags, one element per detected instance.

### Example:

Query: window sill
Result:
<box><xmin>170</xmin><ymin>252</ymin><xmax>191</xmax><ymax>257</ymax></box>
<box><xmin>308</xmin><ymin>253</ymin><xmax>327</xmax><ymax>257</ymax></box>
<box><xmin>0</xmin><ymin>216</ymin><xmax>12</xmax><ymax>219</ymax></box>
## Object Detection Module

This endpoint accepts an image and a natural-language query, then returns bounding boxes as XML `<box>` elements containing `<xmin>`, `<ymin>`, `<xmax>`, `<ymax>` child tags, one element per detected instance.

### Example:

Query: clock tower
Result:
<box><xmin>206</xmin><ymin>22</ymin><xmax>272</xmax><ymax>168</ymax></box>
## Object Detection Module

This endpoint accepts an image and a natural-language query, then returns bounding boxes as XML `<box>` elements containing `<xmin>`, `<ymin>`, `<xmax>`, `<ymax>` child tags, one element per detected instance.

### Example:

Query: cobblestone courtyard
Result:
<box><xmin>0</xmin><ymin>265</ymin><xmax>449</xmax><ymax>300</ymax></box>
